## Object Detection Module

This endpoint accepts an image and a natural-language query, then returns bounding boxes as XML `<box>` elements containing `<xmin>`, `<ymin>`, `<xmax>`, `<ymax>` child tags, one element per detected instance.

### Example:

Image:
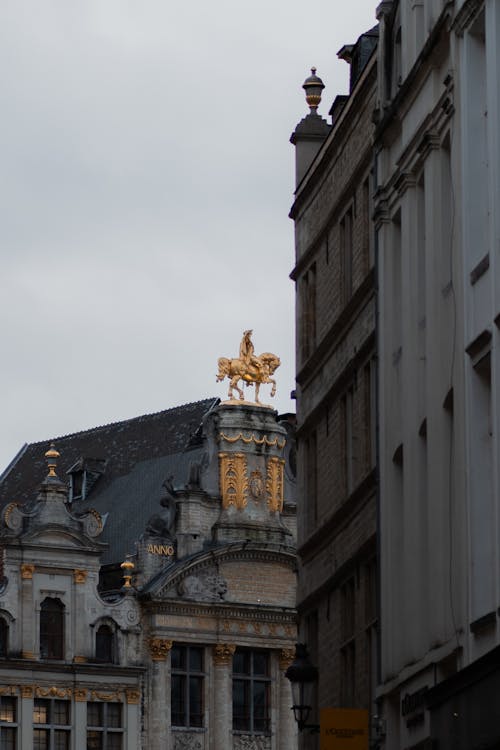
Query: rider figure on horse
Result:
<box><xmin>239</xmin><ymin>330</ymin><xmax>262</xmax><ymax>377</ymax></box>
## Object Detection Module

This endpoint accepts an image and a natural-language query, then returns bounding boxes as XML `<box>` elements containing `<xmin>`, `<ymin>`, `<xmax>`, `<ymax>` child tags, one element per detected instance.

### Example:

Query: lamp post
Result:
<box><xmin>284</xmin><ymin>643</ymin><xmax>320</xmax><ymax>733</ymax></box>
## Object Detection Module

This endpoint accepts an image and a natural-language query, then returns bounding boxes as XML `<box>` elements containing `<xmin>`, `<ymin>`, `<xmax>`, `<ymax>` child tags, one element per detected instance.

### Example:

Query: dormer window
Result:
<box><xmin>67</xmin><ymin>457</ymin><xmax>106</xmax><ymax>503</ymax></box>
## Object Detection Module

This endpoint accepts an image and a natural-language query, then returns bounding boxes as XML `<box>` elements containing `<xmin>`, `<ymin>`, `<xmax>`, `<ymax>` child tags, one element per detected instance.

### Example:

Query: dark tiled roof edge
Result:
<box><xmin>21</xmin><ymin>397</ymin><xmax>220</xmax><ymax>451</ymax></box>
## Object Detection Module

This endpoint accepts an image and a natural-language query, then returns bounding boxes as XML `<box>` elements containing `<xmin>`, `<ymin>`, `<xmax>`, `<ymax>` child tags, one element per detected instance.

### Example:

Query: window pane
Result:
<box><xmin>171</xmin><ymin>674</ymin><xmax>186</xmax><ymax>726</ymax></box>
<box><xmin>189</xmin><ymin>647</ymin><xmax>203</xmax><ymax>672</ymax></box>
<box><xmin>96</xmin><ymin>626</ymin><xmax>114</xmax><ymax>663</ymax></box>
<box><xmin>0</xmin><ymin>620</ymin><xmax>8</xmax><ymax>657</ymax></box>
<box><xmin>232</xmin><ymin>651</ymin><xmax>249</xmax><ymax>675</ymax></box>
<box><xmin>252</xmin><ymin>652</ymin><xmax>268</xmax><ymax>676</ymax></box>
<box><xmin>253</xmin><ymin>681</ymin><xmax>269</xmax><ymax>731</ymax></box>
<box><xmin>107</xmin><ymin>733</ymin><xmax>122</xmax><ymax>750</ymax></box>
<box><xmin>171</xmin><ymin>645</ymin><xmax>185</xmax><ymax>670</ymax></box>
<box><xmin>0</xmin><ymin>727</ymin><xmax>16</xmax><ymax>750</ymax></box>
<box><xmin>0</xmin><ymin>698</ymin><xmax>15</xmax><ymax>723</ymax></box>
<box><xmin>33</xmin><ymin>701</ymin><xmax>49</xmax><ymax>724</ymax></box>
<box><xmin>106</xmin><ymin>704</ymin><xmax>122</xmax><ymax>729</ymax></box>
<box><xmin>87</xmin><ymin>703</ymin><xmax>102</xmax><ymax>728</ymax></box>
<box><xmin>33</xmin><ymin>729</ymin><xmax>48</xmax><ymax>750</ymax></box>
<box><xmin>189</xmin><ymin>677</ymin><xmax>203</xmax><ymax>727</ymax></box>
<box><xmin>232</xmin><ymin>680</ymin><xmax>249</xmax><ymax>731</ymax></box>
<box><xmin>86</xmin><ymin>730</ymin><xmax>102</xmax><ymax>750</ymax></box>
<box><xmin>54</xmin><ymin>730</ymin><xmax>70</xmax><ymax>750</ymax></box>
<box><xmin>53</xmin><ymin>701</ymin><xmax>70</xmax><ymax>726</ymax></box>
<box><xmin>40</xmin><ymin>598</ymin><xmax>64</xmax><ymax>660</ymax></box>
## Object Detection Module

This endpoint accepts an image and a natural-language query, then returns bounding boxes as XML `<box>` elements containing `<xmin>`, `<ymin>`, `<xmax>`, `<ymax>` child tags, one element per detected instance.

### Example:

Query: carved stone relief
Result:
<box><xmin>173</xmin><ymin>733</ymin><xmax>204</xmax><ymax>750</ymax></box>
<box><xmin>233</xmin><ymin>735</ymin><xmax>271</xmax><ymax>750</ymax></box>
<box><xmin>177</xmin><ymin>570</ymin><xmax>227</xmax><ymax>602</ymax></box>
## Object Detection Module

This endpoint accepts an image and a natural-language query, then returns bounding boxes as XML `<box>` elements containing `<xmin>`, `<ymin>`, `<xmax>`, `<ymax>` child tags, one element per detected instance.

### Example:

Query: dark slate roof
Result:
<box><xmin>0</xmin><ymin>399</ymin><xmax>219</xmax><ymax>564</ymax></box>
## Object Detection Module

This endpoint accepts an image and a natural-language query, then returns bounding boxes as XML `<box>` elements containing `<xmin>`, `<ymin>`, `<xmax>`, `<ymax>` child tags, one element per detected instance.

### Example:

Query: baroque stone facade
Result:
<box><xmin>0</xmin><ymin>399</ymin><xmax>298</xmax><ymax>749</ymax></box>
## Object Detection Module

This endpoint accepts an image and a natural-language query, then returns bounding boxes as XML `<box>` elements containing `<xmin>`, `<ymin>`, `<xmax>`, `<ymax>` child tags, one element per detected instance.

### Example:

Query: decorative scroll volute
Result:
<box><xmin>219</xmin><ymin>453</ymin><xmax>248</xmax><ymax>510</ymax></box>
<box><xmin>149</xmin><ymin>638</ymin><xmax>173</xmax><ymax>661</ymax></box>
<box><xmin>213</xmin><ymin>643</ymin><xmax>236</xmax><ymax>665</ymax></box>
<box><xmin>266</xmin><ymin>457</ymin><xmax>285</xmax><ymax>512</ymax></box>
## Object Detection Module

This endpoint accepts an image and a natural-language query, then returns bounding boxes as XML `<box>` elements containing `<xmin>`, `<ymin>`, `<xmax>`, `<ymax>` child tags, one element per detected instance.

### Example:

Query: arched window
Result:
<box><xmin>95</xmin><ymin>624</ymin><xmax>114</xmax><ymax>663</ymax></box>
<box><xmin>40</xmin><ymin>598</ymin><xmax>64</xmax><ymax>660</ymax></box>
<box><xmin>0</xmin><ymin>618</ymin><xmax>8</xmax><ymax>657</ymax></box>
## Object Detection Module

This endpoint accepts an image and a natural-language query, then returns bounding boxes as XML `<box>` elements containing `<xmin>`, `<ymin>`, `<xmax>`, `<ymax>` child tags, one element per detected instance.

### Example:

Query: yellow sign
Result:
<box><xmin>320</xmin><ymin>708</ymin><xmax>369</xmax><ymax>750</ymax></box>
<box><xmin>147</xmin><ymin>544</ymin><xmax>174</xmax><ymax>556</ymax></box>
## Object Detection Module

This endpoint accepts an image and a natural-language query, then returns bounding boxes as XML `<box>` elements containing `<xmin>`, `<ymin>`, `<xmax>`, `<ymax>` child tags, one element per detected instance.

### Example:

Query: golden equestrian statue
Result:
<box><xmin>217</xmin><ymin>330</ymin><xmax>281</xmax><ymax>405</ymax></box>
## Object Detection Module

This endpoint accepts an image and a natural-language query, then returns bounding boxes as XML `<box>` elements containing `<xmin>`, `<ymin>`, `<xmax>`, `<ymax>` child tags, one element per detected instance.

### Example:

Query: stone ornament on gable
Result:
<box><xmin>178</xmin><ymin>571</ymin><xmax>228</xmax><ymax>602</ymax></box>
<box><xmin>234</xmin><ymin>735</ymin><xmax>271</xmax><ymax>750</ymax></box>
<box><xmin>174</xmin><ymin>733</ymin><xmax>203</xmax><ymax>750</ymax></box>
<box><xmin>216</xmin><ymin>330</ymin><xmax>280</xmax><ymax>405</ymax></box>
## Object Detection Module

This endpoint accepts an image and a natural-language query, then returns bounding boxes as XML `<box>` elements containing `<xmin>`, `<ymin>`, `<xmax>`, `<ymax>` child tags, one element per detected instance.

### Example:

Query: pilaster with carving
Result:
<box><xmin>278</xmin><ymin>649</ymin><xmax>298</xmax><ymax>750</ymax></box>
<box><xmin>266</xmin><ymin>457</ymin><xmax>285</xmax><ymax>512</ymax></box>
<box><xmin>213</xmin><ymin>643</ymin><xmax>235</xmax><ymax>748</ymax></box>
<box><xmin>149</xmin><ymin>638</ymin><xmax>173</xmax><ymax>749</ymax></box>
<box><xmin>219</xmin><ymin>453</ymin><xmax>248</xmax><ymax>509</ymax></box>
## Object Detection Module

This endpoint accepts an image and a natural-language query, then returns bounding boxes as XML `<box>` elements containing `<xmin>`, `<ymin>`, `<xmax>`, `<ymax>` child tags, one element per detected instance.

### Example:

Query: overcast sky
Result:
<box><xmin>1</xmin><ymin>1</ymin><xmax>377</xmax><ymax>474</ymax></box>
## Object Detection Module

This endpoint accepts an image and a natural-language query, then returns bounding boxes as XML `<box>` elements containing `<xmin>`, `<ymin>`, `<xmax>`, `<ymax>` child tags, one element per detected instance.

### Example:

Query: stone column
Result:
<box><xmin>125</xmin><ymin>689</ymin><xmax>141</xmax><ymax>750</ymax></box>
<box><xmin>20</xmin><ymin>685</ymin><xmax>34</xmax><ymax>748</ymax></box>
<box><xmin>20</xmin><ymin>565</ymin><xmax>36</xmax><ymax>658</ymax></box>
<box><xmin>278</xmin><ymin>648</ymin><xmax>297</xmax><ymax>750</ymax></box>
<box><xmin>72</xmin><ymin>569</ymin><xmax>88</xmax><ymax>663</ymax></box>
<box><xmin>73</xmin><ymin>688</ymin><xmax>88</xmax><ymax>750</ymax></box>
<box><xmin>212</xmin><ymin>643</ymin><xmax>235</xmax><ymax>750</ymax></box>
<box><xmin>148</xmin><ymin>638</ymin><xmax>172</xmax><ymax>750</ymax></box>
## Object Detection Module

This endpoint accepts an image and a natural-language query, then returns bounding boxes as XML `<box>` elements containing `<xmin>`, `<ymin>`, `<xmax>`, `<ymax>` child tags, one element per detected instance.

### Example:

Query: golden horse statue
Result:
<box><xmin>217</xmin><ymin>331</ymin><xmax>280</xmax><ymax>404</ymax></box>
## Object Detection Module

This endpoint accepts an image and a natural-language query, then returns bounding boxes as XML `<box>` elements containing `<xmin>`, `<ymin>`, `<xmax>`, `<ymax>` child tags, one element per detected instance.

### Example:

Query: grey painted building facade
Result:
<box><xmin>0</xmin><ymin>398</ymin><xmax>298</xmax><ymax>749</ymax></box>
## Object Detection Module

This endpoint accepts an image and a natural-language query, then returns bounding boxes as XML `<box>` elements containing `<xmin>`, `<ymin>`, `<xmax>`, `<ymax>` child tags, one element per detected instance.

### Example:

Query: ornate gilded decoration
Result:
<box><xmin>90</xmin><ymin>690</ymin><xmax>121</xmax><ymax>702</ymax></box>
<box><xmin>21</xmin><ymin>651</ymin><xmax>35</xmax><ymax>659</ymax></box>
<box><xmin>125</xmin><ymin>689</ymin><xmax>140</xmax><ymax>705</ymax></box>
<box><xmin>3</xmin><ymin>502</ymin><xmax>23</xmax><ymax>532</ymax></box>
<box><xmin>81</xmin><ymin>508</ymin><xmax>103</xmax><ymax>538</ymax></box>
<box><xmin>73</xmin><ymin>656</ymin><xmax>87</xmax><ymax>664</ymax></box>
<box><xmin>219</xmin><ymin>453</ymin><xmax>248</xmax><ymax>509</ymax></box>
<box><xmin>74</xmin><ymin>689</ymin><xmax>88</xmax><ymax>702</ymax></box>
<box><xmin>216</xmin><ymin>330</ymin><xmax>280</xmax><ymax>404</ymax></box>
<box><xmin>213</xmin><ymin>643</ymin><xmax>236</xmax><ymax>665</ymax></box>
<box><xmin>36</xmin><ymin>686</ymin><xmax>72</xmax><ymax>699</ymax></box>
<box><xmin>0</xmin><ymin>686</ymin><xmax>17</xmax><ymax>696</ymax></box>
<box><xmin>149</xmin><ymin>638</ymin><xmax>173</xmax><ymax>661</ymax></box>
<box><xmin>266</xmin><ymin>457</ymin><xmax>285</xmax><ymax>512</ymax></box>
<box><xmin>20</xmin><ymin>686</ymin><xmax>34</xmax><ymax>698</ymax></box>
<box><xmin>21</xmin><ymin>564</ymin><xmax>35</xmax><ymax>580</ymax></box>
<box><xmin>279</xmin><ymin>648</ymin><xmax>296</xmax><ymax>670</ymax></box>
<box><xmin>45</xmin><ymin>444</ymin><xmax>60</xmax><ymax>477</ymax></box>
<box><xmin>219</xmin><ymin>432</ymin><xmax>286</xmax><ymax>449</ymax></box>
<box><xmin>121</xmin><ymin>558</ymin><xmax>135</xmax><ymax>589</ymax></box>
<box><xmin>249</xmin><ymin>470</ymin><xmax>264</xmax><ymax>500</ymax></box>
<box><xmin>73</xmin><ymin>569</ymin><xmax>87</xmax><ymax>584</ymax></box>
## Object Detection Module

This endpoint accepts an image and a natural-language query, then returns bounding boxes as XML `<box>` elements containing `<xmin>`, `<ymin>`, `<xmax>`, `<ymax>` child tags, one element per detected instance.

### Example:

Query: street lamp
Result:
<box><xmin>285</xmin><ymin>643</ymin><xmax>320</xmax><ymax>733</ymax></box>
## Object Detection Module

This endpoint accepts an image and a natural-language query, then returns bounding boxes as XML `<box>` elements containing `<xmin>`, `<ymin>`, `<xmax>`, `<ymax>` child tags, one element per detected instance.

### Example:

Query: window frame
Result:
<box><xmin>232</xmin><ymin>649</ymin><xmax>271</xmax><ymax>735</ymax></box>
<box><xmin>86</xmin><ymin>701</ymin><xmax>124</xmax><ymax>750</ymax></box>
<box><xmin>33</xmin><ymin>698</ymin><xmax>71</xmax><ymax>750</ymax></box>
<box><xmin>39</xmin><ymin>598</ymin><xmax>65</xmax><ymax>661</ymax></box>
<box><xmin>0</xmin><ymin>696</ymin><xmax>17</xmax><ymax>750</ymax></box>
<box><xmin>171</xmin><ymin>644</ymin><xmax>205</xmax><ymax>729</ymax></box>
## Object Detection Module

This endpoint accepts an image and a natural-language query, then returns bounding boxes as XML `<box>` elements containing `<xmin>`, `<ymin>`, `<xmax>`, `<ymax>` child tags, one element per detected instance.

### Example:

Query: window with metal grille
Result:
<box><xmin>87</xmin><ymin>702</ymin><xmax>123</xmax><ymax>750</ymax></box>
<box><xmin>171</xmin><ymin>645</ymin><xmax>204</xmax><ymax>728</ymax></box>
<box><xmin>40</xmin><ymin>598</ymin><xmax>64</xmax><ymax>660</ymax></box>
<box><xmin>0</xmin><ymin>697</ymin><xmax>17</xmax><ymax>750</ymax></box>
<box><xmin>232</xmin><ymin>650</ymin><xmax>270</xmax><ymax>733</ymax></box>
<box><xmin>33</xmin><ymin>699</ymin><xmax>70</xmax><ymax>750</ymax></box>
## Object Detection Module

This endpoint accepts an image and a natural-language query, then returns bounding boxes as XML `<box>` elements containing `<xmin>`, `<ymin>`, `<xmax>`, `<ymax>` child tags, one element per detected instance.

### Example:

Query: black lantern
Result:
<box><xmin>285</xmin><ymin>643</ymin><xmax>320</xmax><ymax>732</ymax></box>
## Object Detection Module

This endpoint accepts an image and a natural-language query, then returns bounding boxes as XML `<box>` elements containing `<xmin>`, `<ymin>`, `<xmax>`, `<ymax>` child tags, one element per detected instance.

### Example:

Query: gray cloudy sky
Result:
<box><xmin>1</xmin><ymin>0</ymin><xmax>376</xmax><ymax>474</ymax></box>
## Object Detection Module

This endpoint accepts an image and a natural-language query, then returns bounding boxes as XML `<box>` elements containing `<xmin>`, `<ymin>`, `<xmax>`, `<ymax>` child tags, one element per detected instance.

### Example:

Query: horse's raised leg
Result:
<box><xmin>254</xmin><ymin>382</ymin><xmax>261</xmax><ymax>404</ymax></box>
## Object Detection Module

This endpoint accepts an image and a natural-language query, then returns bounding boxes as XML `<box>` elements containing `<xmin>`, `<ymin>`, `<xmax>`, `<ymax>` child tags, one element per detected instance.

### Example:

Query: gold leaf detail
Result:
<box><xmin>266</xmin><ymin>457</ymin><xmax>285</xmax><ymax>512</ymax></box>
<box><xmin>213</xmin><ymin>643</ymin><xmax>236</xmax><ymax>665</ymax></box>
<box><xmin>149</xmin><ymin>638</ymin><xmax>173</xmax><ymax>661</ymax></box>
<box><xmin>219</xmin><ymin>453</ymin><xmax>248</xmax><ymax>510</ymax></box>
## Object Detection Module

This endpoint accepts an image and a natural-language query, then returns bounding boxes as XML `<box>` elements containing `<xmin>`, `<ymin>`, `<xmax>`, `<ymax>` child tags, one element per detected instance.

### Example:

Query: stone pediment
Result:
<box><xmin>145</xmin><ymin>542</ymin><xmax>296</xmax><ymax>608</ymax></box>
<box><xmin>19</xmin><ymin>524</ymin><xmax>105</xmax><ymax>552</ymax></box>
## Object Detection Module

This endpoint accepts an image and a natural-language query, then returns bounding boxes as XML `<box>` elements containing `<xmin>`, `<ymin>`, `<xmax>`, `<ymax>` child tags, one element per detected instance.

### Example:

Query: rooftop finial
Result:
<box><xmin>302</xmin><ymin>67</ymin><xmax>325</xmax><ymax>113</ymax></box>
<box><xmin>121</xmin><ymin>557</ymin><xmax>135</xmax><ymax>589</ymax></box>
<box><xmin>45</xmin><ymin>443</ymin><xmax>60</xmax><ymax>478</ymax></box>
